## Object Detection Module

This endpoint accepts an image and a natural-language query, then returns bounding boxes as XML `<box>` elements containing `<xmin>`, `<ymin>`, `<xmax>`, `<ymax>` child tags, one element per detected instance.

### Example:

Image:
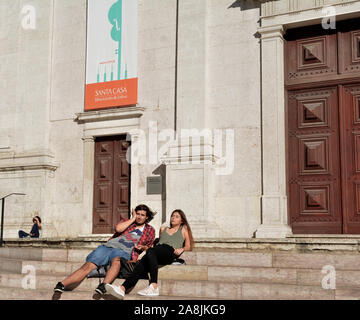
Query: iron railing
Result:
<box><xmin>0</xmin><ymin>193</ymin><xmax>26</xmax><ymax>247</ymax></box>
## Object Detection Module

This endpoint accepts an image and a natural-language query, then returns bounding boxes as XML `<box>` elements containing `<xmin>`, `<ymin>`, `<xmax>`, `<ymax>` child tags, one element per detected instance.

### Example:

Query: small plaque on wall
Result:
<box><xmin>146</xmin><ymin>176</ymin><xmax>162</xmax><ymax>195</ymax></box>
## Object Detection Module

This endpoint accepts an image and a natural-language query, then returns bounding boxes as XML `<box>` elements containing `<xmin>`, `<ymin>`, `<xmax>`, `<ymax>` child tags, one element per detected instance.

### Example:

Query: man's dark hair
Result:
<box><xmin>134</xmin><ymin>204</ymin><xmax>155</xmax><ymax>223</ymax></box>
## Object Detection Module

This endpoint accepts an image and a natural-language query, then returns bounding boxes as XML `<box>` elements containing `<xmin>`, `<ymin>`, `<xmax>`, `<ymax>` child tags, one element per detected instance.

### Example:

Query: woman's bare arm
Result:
<box><xmin>159</xmin><ymin>225</ymin><xmax>166</xmax><ymax>237</ymax></box>
<box><xmin>174</xmin><ymin>226</ymin><xmax>191</xmax><ymax>256</ymax></box>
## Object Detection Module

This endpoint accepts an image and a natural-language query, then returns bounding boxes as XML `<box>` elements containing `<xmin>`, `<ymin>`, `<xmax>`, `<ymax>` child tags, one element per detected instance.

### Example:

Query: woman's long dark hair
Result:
<box><xmin>170</xmin><ymin>209</ymin><xmax>195</xmax><ymax>250</ymax></box>
<box><xmin>33</xmin><ymin>216</ymin><xmax>42</xmax><ymax>229</ymax></box>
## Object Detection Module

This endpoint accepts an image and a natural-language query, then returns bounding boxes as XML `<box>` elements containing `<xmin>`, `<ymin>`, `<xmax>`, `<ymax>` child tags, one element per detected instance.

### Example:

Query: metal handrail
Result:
<box><xmin>0</xmin><ymin>193</ymin><xmax>26</xmax><ymax>247</ymax></box>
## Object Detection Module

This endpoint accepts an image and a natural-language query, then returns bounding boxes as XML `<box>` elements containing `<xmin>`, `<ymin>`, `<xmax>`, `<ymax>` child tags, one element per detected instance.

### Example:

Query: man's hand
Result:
<box><xmin>174</xmin><ymin>248</ymin><xmax>185</xmax><ymax>256</ymax></box>
<box><xmin>114</xmin><ymin>209</ymin><xmax>137</xmax><ymax>234</ymax></box>
<box><xmin>135</xmin><ymin>244</ymin><xmax>147</xmax><ymax>251</ymax></box>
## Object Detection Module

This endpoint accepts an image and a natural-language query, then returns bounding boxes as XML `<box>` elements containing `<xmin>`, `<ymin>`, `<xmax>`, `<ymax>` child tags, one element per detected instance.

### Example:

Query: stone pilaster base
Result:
<box><xmin>255</xmin><ymin>224</ymin><xmax>292</xmax><ymax>238</ymax></box>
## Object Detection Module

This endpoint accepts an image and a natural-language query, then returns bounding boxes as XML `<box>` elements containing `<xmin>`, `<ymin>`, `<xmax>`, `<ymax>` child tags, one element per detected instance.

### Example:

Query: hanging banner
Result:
<box><xmin>85</xmin><ymin>0</ymin><xmax>138</xmax><ymax>111</ymax></box>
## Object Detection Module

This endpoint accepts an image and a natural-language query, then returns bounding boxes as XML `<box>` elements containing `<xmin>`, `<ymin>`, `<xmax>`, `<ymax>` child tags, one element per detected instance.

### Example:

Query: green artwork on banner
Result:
<box><xmin>108</xmin><ymin>0</ymin><xmax>123</xmax><ymax>81</ymax></box>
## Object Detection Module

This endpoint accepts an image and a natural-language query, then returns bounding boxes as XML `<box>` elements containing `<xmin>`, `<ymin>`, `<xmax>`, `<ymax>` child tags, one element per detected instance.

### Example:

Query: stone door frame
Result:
<box><xmin>75</xmin><ymin>106</ymin><xmax>144</xmax><ymax>235</ymax></box>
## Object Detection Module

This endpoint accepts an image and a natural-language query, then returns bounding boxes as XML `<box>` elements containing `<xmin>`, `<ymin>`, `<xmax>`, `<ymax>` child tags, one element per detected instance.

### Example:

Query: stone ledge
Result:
<box><xmin>0</xmin><ymin>150</ymin><xmax>59</xmax><ymax>172</ymax></box>
<box><xmin>2</xmin><ymin>236</ymin><xmax>360</xmax><ymax>252</ymax></box>
<box><xmin>75</xmin><ymin>106</ymin><xmax>145</xmax><ymax>124</ymax></box>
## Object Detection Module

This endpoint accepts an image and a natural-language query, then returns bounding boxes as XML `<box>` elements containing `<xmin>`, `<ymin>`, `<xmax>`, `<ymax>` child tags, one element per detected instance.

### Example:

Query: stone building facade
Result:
<box><xmin>1</xmin><ymin>0</ymin><xmax>360</xmax><ymax>240</ymax></box>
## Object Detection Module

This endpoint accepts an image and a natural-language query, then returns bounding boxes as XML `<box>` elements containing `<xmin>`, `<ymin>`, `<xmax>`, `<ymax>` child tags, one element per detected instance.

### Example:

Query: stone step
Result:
<box><xmin>0</xmin><ymin>272</ymin><xmax>148</xmax><ymax>293</ymax></box>
<box><xmin>1</xmin><ymin>247</ymin><xmax>275</xmax><ymax>267</ymax></box>
<box><xmin>0</xmin><ymin>279</ymin><xmax>350</xmax><ymax>300</ymax></box>
<box><xmin>2</xmin><ymin>262</ymin><xmax>360</xmax><ymax>294</ymax></box>
<box><xmin>159</xmin><ymin>280</ymin><xmax>360</xmax><ymax>300</ymax></box>
<box><xmin>0</xmin><ymin>247</ymin><xmax>86</xmax><ymax>263</ymax></box>
<box><xmin>0</xmin><ymin>257</ymin><xmax>84</xmax><ymax>275</ymax></box>
<box><xmin>0</xmin><ymin>257</ymin><xmax>209</xmax><ymax>280</ymax></box>
<box><xmin>5</xmin><ymin>236</ymin><xmax>360</xmax><ymax>252</ymax></box>
<box><xmin>2</xmin><ymin>256</ymin><xmax>360</xmax><ymax>288</ymax></box>
<box><xmin>240</xmin><ymin>283</ymin><xmax>359</xmax><ymax>300</ymax></box>
<box><xmin>2</xmin><ymin>262</ymin><xmax>360</xmax><ymax>300</ymax></box>
<box><xmin>0</xmin><ymin>286</ymin><xmax>210</xmax><ymax>300</ymax></box>
<box><xmin>2</xmin><ymin>247</ymin><xmax>360</xmax><ymax>270</ymax></box>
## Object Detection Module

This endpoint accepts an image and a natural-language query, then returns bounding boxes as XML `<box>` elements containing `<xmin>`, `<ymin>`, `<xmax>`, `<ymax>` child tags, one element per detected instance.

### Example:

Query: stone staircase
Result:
<box><xmin>1</xmin><ymin>238</ymin><xmax>360</xmax><ymax>300</ymax></box>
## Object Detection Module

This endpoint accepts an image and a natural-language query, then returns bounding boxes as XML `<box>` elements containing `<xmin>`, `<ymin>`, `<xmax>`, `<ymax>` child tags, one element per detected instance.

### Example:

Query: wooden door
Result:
<box><xmin>340</xmin><ymin>85</ymin><xmax>360</xmax><ymax>233</ymax></box>
<box><xmin>285</xmin><ymin>20</ymin><xmax>360</xmax><ymax>234</ymax></box>
<box><xmin>288</xmin><ymin>87</ymin><xmax>342</xmax><ymax>233</ymax></box>
<box><xmin>93</xmin><ymin>136</ymin><xmax>130</xmax><ymax>234</ymax></box>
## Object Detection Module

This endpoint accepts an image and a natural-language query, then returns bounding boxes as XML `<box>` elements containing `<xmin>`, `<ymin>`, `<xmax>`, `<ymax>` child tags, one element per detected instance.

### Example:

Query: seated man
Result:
<box><xmin>53</xmin><ymin>204</ymin><xmax>155</xmax><ymax>295</ymax></box>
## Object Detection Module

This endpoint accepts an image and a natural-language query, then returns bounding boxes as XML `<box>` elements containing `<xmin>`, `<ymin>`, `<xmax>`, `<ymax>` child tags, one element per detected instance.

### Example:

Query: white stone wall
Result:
<box><xmin>0</xmin><ymin>0</ymin><xmax>57</xmax><ymax>236</ymax></box>
<box><xmin>206</xmin><ymin>0</ymin><xmax>262</xmax><ymax>237</ymax></box>
<box><xmin>0</xmin><ymin>0</ymin><xmax>263</xmax><ymax>239</ymax></box>
<box><xmin>133</xmin><ymin>0</ymin><xmax>178</xmax><ymax>237</ymax></box>
<box><xmin>48</xmin><ymin>0</ymin><xmax>88</xmax><ymax>237</ymax></box>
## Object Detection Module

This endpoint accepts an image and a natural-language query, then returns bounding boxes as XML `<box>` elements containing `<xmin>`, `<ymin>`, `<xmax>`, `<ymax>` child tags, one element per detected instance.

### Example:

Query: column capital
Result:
<box><xmin>81</xmin><ymin>136</ymin><xmax>95</xmax><ymax>143</ymax></box>
<box><xmin>258</xmin><ymin>25</ymin><xmax>285</xmax><ymax>39</ymax></box>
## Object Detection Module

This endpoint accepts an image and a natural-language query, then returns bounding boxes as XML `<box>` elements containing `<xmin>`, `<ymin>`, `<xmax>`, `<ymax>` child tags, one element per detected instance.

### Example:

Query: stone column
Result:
<box><xmin>176</xmin><ymin>0</ymin><xmax>207</xmax><ymax>130</ymax></box>
<box><xmin>128</xmin><ymin>131</ymin><xmax>140</xmax><ymax>212</ymax></box>
<box><xmin>255</xmin><ymin>25</ymin><xmax>292</xmax><ymax>238</ymax></box>
<box><xmin>162</xmin><ymin>0</ymin><xmax>221</xmax><ymax>238</ymax></box>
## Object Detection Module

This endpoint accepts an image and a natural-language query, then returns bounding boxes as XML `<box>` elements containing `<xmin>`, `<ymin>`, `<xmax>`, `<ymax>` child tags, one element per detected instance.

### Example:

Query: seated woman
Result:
<box><xmin>105</xmin><ymin>209</ymin><xmax>194</xmax><ymax>299</ymax></box>
<box><xmin>18</xmin><ymin>216</ymin><xmax>41</xmax><ymax>238</ymax></box>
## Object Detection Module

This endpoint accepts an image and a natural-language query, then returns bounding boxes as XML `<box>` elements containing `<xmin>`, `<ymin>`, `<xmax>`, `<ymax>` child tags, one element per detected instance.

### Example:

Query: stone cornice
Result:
<box><xmin>260</xmin><ymin>0</ymin><xmax>360</xmax><ymax>28</ymax></box>
<box><xmin>0</xmin><ymin>151</ymin><xmax>59</xmax><ymax>172</ymax></box>
<box><xmin>261</xmin><ymin>0</ymin><xmax>360</xmax><ymax>18</ymax></box>
<box><xmin>258</xmin><ymin>25</ymin><xmax>285</xmax><ymax>38</ymax></box>
<box><xmin>75</xmin><ymin>106</ymin><xmax>145</xmax><ymax>124</ymax></box>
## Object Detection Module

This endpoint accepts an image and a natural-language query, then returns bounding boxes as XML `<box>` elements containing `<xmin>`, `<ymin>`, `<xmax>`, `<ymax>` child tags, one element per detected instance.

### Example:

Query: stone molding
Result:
<box><xmin>0</xmin><ymin>150</ymin><xmax>58</xmax><ymax>172</ymax></box>
<box><xmin>160</xmin><ymin>137</ymin><xmax>219</xmax><ymax>165</ymax></box>
<box><xmin>258</xmin><ymin>24</ymin><xmax>284</xmax><ymax>38</ymax></box>
<box><xmin>261</xmin><ymin>0</ymin><xmax>359</xmax><ymax>18</ymax></box>
<box><xmin>75</xmin><ymin>105</ymin><xmax>145</xmax><ymax>124</ymax></box>
<box><xmin>261</xmin><ymin>0</ymin><xmax>360</xmax><ymax>28</ymax></box>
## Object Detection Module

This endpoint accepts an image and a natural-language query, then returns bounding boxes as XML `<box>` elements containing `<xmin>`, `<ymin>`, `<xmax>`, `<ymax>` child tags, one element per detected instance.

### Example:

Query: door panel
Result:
<box><xmin>285</xmin><ymin>33</ymin><xmax>337</xmax><ymax>86</ymax></box>
<box><xmin>288</xmin><ymin>87</ymin><xmax>342</xmax><ymax>233</ymax></box>
<box><xmin>93</xmin><ymin>140</ymin><xmax>114</xmax><ymax>233</ymax></box>
<box><xmin>338</xmin><ymin>29</ymin><xmax>360</xmax><ymax>76</ymax></box>
<box><xmin>113</xmin><ymin>139</ymin><xmax>130</xmax><ymax>228</ymax></box>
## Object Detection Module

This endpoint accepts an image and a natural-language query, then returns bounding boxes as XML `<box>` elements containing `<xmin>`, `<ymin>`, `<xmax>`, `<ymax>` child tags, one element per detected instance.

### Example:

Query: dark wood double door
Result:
<box><xmin>93</xmin><ymin>136</ymin><xmax>130</xmax><ymax>234</ymax></box>
<box><xmin>285</xmin><ymin>20</ymin><xmax>360</xmax><ymax>234</ymax></box>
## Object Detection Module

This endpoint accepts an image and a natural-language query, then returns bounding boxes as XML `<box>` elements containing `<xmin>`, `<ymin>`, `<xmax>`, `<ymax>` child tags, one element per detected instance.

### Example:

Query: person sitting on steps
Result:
<box><xmin>18</xmin><ymin>216</ymin><xmax>41</xmax><ymax>238</ymax></box>
<box><xmin>105</xmin><ymin>209</ymin><xmax>194</xmax><ymax>299</ymax></box>
<box><xmin>53</xmin><ymin>204</ymin><xmax>155</xmax><ymax>295</ymax></box>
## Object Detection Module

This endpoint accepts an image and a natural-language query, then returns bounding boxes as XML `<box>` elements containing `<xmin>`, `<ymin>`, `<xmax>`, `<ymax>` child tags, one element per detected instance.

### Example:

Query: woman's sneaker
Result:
<box><xmin>104</xmin><ymin>283</ymin><xmax>125</xmax><ymax>300</ymax></box>
<box><xmin>137</xmin><ymin>284</ymin><xmax>159</xmax><ymax>296</ymax></box>
<box><xmin>54</xmin><ymin>282</ymin><xmax>65</xmax><ymax>293</ymax></box>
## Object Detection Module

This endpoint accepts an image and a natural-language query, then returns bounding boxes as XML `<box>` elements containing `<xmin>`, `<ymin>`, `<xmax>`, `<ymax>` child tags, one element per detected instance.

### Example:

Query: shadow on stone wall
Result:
<box><xmin>228</xmin><ymin>0</ymin><xmax>260</xmax><ymax>11</ymax></box>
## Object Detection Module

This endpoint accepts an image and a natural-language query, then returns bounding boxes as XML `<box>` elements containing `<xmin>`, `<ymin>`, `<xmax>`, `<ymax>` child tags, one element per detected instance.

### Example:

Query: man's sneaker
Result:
<box><xmin>137</xmin><ymin>284</ymin><xmax>159</xmax><ymax>296</ymax></box>
<box><xmin>54</xmin><ymin>282</ymin><xmax>65</xmax><ymax>293</ymax></box>
<box><xmin>104</xmin><ymin>283</ymin><xmax>125</xmax><ymax>300</ymax></box>
<box><xmin>95</xmin><ymin>282</ymin><xmax>106</xmax><ymax>295</ymax></box>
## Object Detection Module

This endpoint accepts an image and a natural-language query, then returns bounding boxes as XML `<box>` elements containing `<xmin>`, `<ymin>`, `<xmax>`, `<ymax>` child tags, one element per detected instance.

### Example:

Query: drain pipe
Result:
<box><xmin>0</xmin><ymin>193</ymin><xmax>26</xmax><ymax>247</ymax></box>
<box><xmin>259</xmin><ymin>2</ymin><xmax>264</xmax><ymax>228</ymax></box>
